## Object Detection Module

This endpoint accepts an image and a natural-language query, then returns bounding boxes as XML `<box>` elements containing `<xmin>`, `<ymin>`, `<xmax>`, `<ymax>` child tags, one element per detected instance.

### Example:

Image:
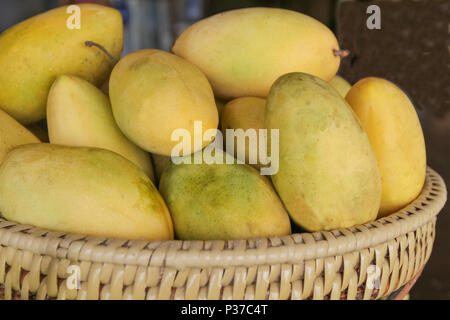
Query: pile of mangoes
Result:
<box><xmin>0</xmin><ymin>5</ymin><xmax>426</xmax><ymax>241</ymax></box>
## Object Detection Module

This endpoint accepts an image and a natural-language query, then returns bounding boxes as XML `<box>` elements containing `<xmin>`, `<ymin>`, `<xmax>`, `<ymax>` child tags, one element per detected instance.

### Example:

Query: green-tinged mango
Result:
<box><xmin>109</xmin><ymin>49</ymin><xmax>218</xmax><ymax>156</ymax></box>
<box><xmin>221</xmin><ymin>97</ymin><xmax>266</xmax><ymax>168</ymax></box>
<box><xmin>47</xmin><ymin>75</ymin><xmax>154</xmax><ymax>181</ymax></box>
<box><xmin>265</xmin><ymin>73</ymin><xmax>381</xmax><ymax>231</ymax></box>
<box><xmin>345</xmin><ymin>77</ymin><xmax>426</xmax><ymax>217</ymax></box>
<box><xmin>0</xmin><ymin>144</ymin><xmax>173</xmax><ymax>240</ymax></box>
<box><xmin>329</xmin><ymin>75</ymin><xmax>351</xmax><ymax>97</ymax></box>
<box><xmin>0</xmin><ymin>109</ymin><xmax>40</xmax><ymax>164</ymax></box>
<box><xmin>159</xmin><ymin>149</ymin><xmax>291</xmax><ymax>240</ymax></box>
<box><xmin>173</xmin><ymin>8</ymin><xmax>340</xmax><ymax>99</ymax></box>
<box><xmin>0</xmin><ymin>4</ymin><xmax>123</xmax><ymax>124</ymax></box>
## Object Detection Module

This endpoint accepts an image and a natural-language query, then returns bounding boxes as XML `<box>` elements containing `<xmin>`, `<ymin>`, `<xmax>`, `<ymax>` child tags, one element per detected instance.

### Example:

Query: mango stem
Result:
<box><xmin>333</xmin><ymin>49</ymin><xmax>350</xmax><ymax>58</ymax></box>
<box><xmin>84</xmin><ymin>41</ymin><xmax>117</xmax><ymax>64</ymax></box>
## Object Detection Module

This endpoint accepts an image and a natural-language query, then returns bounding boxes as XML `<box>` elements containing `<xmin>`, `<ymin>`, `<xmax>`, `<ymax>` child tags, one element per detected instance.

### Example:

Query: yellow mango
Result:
<box><xmin>0</xmin><ymin>4</ymin><xmax>123</xmax><ymax>124</ymax></box>
<box><xmin>172</xmin><ymin>7</ymin><xmax>340</xmax><ymax>99</ymax></box>
<box><xmin>47</xmin><ymin>75</ymin><xmax>154</xmax><ymax>181</ymax></box>
<box><xmin>345</xmin><ymin>77</ymin><xmax>426</xmax><ymax>217</ymax></box>
<box><xmin>265</xmin><ymin>73</ymin><xmax>381</xmax><ymax>231</ymax></box>
<box><xmin>329</xmin><ymin>75</ymin><xmax>352</xmax><ymax>97</ymax></box>
<box><xmin>159</xmin><ymin>149</ymin><xmax>291</xmax><ymax>240</ymax></box>
<box><xmin>109</xmin><ymin>49</ymin><xmax>218</xmax><ymax>156</ymax></box>
<box><xmin>0</xmin><ymin>144</ymin><xmax>173</xmax><ymax>240</ymax></box>
<box><xmin>0</xmin><ymin>109</ymin><xmax>40</xmax><ymax>164</ymax></box>
<box><xmin>220</xmin><ymin>97</ymin><xmax>266</xmax><ymax>167</ymax></box>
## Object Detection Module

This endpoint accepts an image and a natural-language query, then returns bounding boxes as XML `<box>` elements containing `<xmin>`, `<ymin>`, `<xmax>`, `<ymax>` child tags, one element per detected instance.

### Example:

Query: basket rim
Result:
<box><xmin>0</xmin><ymin>166</ymin><xmax>446</xmax><ymax>269</ymax></box>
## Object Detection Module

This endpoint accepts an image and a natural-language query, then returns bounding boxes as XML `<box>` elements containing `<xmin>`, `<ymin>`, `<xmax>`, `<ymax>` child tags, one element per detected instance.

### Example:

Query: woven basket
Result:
<box><xmin>0</xmin><ymin>167</ymin><xmax>446</xmax><ymax>300</ymax></box>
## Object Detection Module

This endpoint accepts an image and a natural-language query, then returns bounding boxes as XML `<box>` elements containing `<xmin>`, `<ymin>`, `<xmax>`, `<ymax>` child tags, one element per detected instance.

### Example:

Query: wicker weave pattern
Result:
<box><xmin>0</xmin><ymin>167</ymin><xmax>446</xmax><ymax>300</ymax></box>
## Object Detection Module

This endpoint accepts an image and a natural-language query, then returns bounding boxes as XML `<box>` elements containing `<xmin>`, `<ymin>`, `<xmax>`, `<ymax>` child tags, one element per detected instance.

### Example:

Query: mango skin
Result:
<box><xmin>0</xmin><ymin>4</ymin><xmax>123</xmax><ymax>124</ymax></box>
<box><xmin>172</xmin><ymin>7</ymin><xmax>340</xmax><ymax>99</ymax></box>
<box><xmin>345</xmin><ymin>77</ymin><xmax>426</xmax><ymax>217</ymax></box>
<box><xmin>265</xmin><ymin>73</ymin><xmax>381</xmax><ymax>231</ymax></box>
<box><xmin>0</xmin><ymin>144</ymin><xmax>174</xmax><ymax>240</ymax></box>
<box><xmin>47</xmin><ymin>75</ymin><xmax>154</xmax><ymax>181</ymax></box>
<box><xmin>159</xmin><ymin>149</ymin><xmax>291</xmax><ymax>240</ymax></box>
<box><xmin>0</xmin><ymin>109</ymin><xmax>40</xmax><ymax>164</ymax></box>
<box><xmin>220</xmin><ymin>97</ymin><xmax>266</xmax><ymax>167</ymax></box>
<box><xmin>109</xmin><ymin>49</ymin><xmax>218</xmax><ymax>156</ymax></box>
<box><xmin>329</xmin><ymin>75</ymin><xmax>351</xmax><ymax>98</ymax></box>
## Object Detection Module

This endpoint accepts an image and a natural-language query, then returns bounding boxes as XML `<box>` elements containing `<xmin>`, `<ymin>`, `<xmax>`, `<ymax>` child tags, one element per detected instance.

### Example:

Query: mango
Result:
<box><xmin>109</xmin><ymin>49</ymin><xmax>218</xmax><ymax>156</ymax></box>
<box><xmin>0</xmin><ymin>144</ymin><xmax>173</xmax><ymax>240</ymax></box>
<box><xmin>159</xmin><ymin>149</ymin><xmax>291</xmax><ymax>240</ymax></box>
<box><xmin>47</xmin><ymin>75</ymin><xmax>154</xmax><ymax>181</ymax></box>
<box><xmin>345</xmin><ymin>77</ymin><xmax>426</xmax><ymax>217</ymax></box>
<box><xmin>220</xmin><ymin>97</ymin><xmax>266</xmax><ymax>167</ymax></box>
<box><xmin>0</xmin><ymin>4</ymin><xmax>123</xmax><ymax>124</ymax></box>
<box><xmin>329</xmin><ymin>75</ymin><xmax>352</xmax><ymax>97</ymax></box>
<box><xmin>0</xmin><ymin>109</ymin><xmax>40</xmax><ymax>164</ymax></box>
<box><xmin>265</xmin><ymin>73</ymin><xmax>381</xmax><ymax>231</ymax></box>
<box><xmin>172</xmin><ymin>7</ymin><xmax>340</xmax><ymax>99</ymax></box>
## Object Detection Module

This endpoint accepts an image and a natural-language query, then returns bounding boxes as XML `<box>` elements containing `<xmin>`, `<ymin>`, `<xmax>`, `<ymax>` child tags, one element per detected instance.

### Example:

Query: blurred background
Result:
<box><xmin>0</xmin><ymin>0</ymin><xmax>341</xmax><ymax>53</ymax></box>
<box><xmin>0</xmin><ymin>0</ymin><xmax>448</xmax><ymax>299</ymax></box>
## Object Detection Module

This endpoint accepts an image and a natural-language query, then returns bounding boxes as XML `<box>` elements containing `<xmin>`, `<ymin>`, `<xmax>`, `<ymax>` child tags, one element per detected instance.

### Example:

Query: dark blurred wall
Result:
<box><xmin>0</xmin><ymin>0</ymin><xmax>58</xmax><ymax>31</ymax></box>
